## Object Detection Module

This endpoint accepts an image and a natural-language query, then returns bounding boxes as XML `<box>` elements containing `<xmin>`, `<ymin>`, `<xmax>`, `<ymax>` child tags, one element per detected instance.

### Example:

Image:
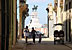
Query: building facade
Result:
<box><xmin>47</xmin><ymin>3</ymin><xmax>55</xmax><ymax>38</ymax></box>
<box><xmin>54</xmin><ymin>0</ymin><xmax>63</xmax><ymax>30</ymax></box>
<box><xmin>0</xmin><ymin>0</ymin><xmax>17</xmax><ymax>50</ymax></box>
<box><xmin>28</xmin><ymin>11</ymin><xmax>42</xmax><ymax>29</ymax></box>
<box><xmin>63</xmin><ymin>0</ymin><xmax>72</xmax><ymax>42</ymax></box>
<box><xmin>54</xmin><ymin>0</ymin><xmax>72</xmax><ymax>42</ymax></box>
<box><xmin>19</xmin><ymin>0</ymin><xmax>29</xmax><ymax>39</ymax></box>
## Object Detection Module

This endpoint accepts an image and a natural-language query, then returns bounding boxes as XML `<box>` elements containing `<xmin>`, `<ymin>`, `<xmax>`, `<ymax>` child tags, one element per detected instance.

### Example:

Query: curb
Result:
<box><xmin>64</xmin><ymin>44</ymin><xmax>72</xmax><ymax>49</ymax></box>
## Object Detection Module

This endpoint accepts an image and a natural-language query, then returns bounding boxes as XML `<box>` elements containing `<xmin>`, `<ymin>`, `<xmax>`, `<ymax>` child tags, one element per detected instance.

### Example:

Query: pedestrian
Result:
<box><xmin>24</xmin><ymin>26</ymin><xmax>29</xmax><ymax>43</ymax></box>
<box><xmin>31</xmin><ymin>27</ymin><xmax>36</xmax><ymax>44</ymax></box>
<box><xmin>38</xmin><ymin>34</ymin><xmax>41</xmax><ymax>43</ymax></box>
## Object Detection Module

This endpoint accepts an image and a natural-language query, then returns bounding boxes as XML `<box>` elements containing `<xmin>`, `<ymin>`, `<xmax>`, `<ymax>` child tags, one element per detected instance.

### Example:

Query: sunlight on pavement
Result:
<box><xmin>21</xmin><ymin>38</ymin><xmax>54</xmax><ymax>41</ymax></box>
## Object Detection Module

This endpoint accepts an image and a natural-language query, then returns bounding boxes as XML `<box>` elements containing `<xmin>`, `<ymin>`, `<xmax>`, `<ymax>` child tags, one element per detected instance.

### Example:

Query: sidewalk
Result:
<box><xmin>12</xmin><ymin>38</ymin><xmax>72</xmax><ymax>50</ymax></box>
<box><xmin>64</xmin><ymin>42</ymin><xmax>72</xmax><ymax>49</ymax></box>
<box><xmin>18</xmin><ymin>38</ymin><xmax>54</xmax><ymax>45</ymax></box>
<box><xmin>12</xmin><ymin>38</ymin><xmax>54</xmax><ymax>50</ymax></box>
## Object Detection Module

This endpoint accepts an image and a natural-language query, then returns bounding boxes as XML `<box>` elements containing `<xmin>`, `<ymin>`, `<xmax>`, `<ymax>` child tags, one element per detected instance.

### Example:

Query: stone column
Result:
<box><xmin>48</xmin><ymin>3</ymin><xmax>54</xmax><ymax>39</ymax></box>
<box><xmin>57</xmin><ymin>0</ymin><xmax>62</xmax><ymax>30</ymax></box>
<box><xmin>13</xmin><ymin>0</ymin><xmax>17</xmax><ymax>46</ymax></box>
<box><xmin>57</xmin><ymin>0</ymin><xmax>61</xmax><ymax>23</ymax></box>
<box><xmin>9</xmin><ymin>0</ymin><xmax>13</xmax><ymax>50</ymax></box>
<box><xmin>49</xmin><ymin>19</ymin><xmax>54</xmax><ymax>38</ymax></box>
<box><xmin>19</xmin><ymin>8</ymin><xmax>22</xmax><ymax>39</ymax></box>
<box><xmin>19</xmin><ymin>2</ymin><xmax>28</xmax><ymax>39</ymax></box>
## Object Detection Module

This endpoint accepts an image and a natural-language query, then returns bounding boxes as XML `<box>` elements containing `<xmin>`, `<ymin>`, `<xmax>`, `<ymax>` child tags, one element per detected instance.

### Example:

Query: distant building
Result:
<box><xmin>27</xmin><ymin>9</ymin><xmax>42</xmax><ymax>29</ymax></box>
<box><xmin>41</xmin><ymin>24</ymin><xmax>47</xmax><ymax>28</ymax></box>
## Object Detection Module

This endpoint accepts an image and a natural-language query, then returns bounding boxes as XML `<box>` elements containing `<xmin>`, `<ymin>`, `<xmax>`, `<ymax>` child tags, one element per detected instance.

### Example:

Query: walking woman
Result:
<box><xmin>24</xmin><ymin>26</ymin><xmax>29</xmax><ymax>43</ymax></box>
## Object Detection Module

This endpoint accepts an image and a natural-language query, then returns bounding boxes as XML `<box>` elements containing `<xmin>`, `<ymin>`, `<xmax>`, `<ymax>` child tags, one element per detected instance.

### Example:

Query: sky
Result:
<box><xmin>17</xmin><ymin>0</ymin><xmax>54</xmax><ymax>26</ymax></box>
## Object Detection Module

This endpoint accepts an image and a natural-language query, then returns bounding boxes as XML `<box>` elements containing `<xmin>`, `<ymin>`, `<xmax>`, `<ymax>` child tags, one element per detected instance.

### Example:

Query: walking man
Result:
<box><xmin>31</xmin><ymin>27</ymin><xmax>36</xmax><ymax>44</ymax></box>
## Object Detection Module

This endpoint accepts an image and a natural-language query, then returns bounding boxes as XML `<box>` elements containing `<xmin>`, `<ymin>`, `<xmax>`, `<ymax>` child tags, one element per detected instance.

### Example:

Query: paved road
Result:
<box><xmin>12</xmin><ymin>38</ymin><xmax>72</xmax><ymax>50</ymax></box>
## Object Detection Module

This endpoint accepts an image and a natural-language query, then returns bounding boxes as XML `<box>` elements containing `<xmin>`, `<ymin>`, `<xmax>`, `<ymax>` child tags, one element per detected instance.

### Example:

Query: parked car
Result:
<box><xmin>36</xmin><ymin>31</ymin><xmax>44</xmax><ymax>36</ymax></box>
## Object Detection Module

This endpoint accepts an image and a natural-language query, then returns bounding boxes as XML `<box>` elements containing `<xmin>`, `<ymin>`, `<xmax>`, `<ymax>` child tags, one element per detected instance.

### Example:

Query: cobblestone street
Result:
<box><xmin>12</xmin><ymin>38</ymin><xmax>72</xmax><ymax>50</ymax></box>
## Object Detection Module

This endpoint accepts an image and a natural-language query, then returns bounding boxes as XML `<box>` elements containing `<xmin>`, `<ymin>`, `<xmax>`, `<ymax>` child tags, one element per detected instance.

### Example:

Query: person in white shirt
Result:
<box><xmin>24</xmin><ymin>26</ymin><xmax>29</xmax><ymax>43</ymax></box>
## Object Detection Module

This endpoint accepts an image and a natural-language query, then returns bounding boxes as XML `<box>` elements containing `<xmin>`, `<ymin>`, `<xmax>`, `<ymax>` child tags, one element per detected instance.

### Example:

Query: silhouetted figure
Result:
<box><xmin>38</xmin><ymin>34</ymin><xmax>41</xmax><ymax>43</ymax></box>
<box><xmin>24</xmin><ymin>26</ymin><xmax>29</xmax><ymax>43</ymax></box>
<box><xmin>31</xmin><ymin>27</ymin><xmax>36</xmax><ymax>43</ymax></box>
<box><xmin>32</xmin><ymin>5</ymin><xmax>38</xmax><ymax>11</ymax></box>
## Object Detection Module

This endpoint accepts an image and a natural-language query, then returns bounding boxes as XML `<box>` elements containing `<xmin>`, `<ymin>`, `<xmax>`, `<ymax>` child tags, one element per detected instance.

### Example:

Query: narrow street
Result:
<box><xmin>0</xmin><ymin>0</ymin><xmax>72</xmax><ymax>50</ymax></box>
<box><xmin>12</xmin><ymin>38</ymin><xmax>72</xmax><ymax>50</ymax></box>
